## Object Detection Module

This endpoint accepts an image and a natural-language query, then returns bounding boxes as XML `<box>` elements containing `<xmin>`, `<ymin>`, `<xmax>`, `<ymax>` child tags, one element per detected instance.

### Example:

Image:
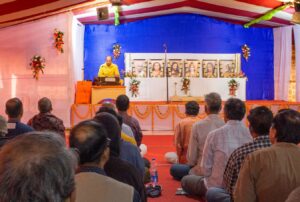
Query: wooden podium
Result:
<box><xmin>91</xmin><ymin>86</ymin><xmax>126</xmax><ymax>104</ymax></box>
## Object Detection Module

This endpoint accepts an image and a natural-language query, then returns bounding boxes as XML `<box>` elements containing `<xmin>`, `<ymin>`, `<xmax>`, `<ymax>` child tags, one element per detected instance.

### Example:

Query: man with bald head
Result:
<box><xmin>28</xmin><ymin>97</ymin><xmax>65</xmax><ymax>138</ymax></box>
<box><xmin>98</xmin><ymin>56</ymin><xmax>120</xmax><ymax>77</ymax></box>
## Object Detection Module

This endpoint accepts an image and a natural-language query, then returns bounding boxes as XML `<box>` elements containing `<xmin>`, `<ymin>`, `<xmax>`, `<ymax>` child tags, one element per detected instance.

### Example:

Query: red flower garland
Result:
<box><xmin>30</xmin><ymin>55</ymin><xmax>45</xmax><ymax>80</ymax></box>
<box><xmin>54</xmin><ymin>29</ymin><xmax>64</xmax><ymax>53</ymax></box>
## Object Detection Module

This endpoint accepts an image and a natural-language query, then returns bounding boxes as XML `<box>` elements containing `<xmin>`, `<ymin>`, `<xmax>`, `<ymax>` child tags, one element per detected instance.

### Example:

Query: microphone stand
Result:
<box><xmin>164</xmin><ymin>44</ymin><xmax>169</xmax><ymax>103</ymax></box>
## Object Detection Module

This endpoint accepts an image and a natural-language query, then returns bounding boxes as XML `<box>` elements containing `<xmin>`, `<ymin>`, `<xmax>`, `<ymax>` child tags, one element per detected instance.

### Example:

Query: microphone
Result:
<box><xmin>163</xmin><ymin>43</ymin><xmax>167</xmax><ymax>51</ymax></box>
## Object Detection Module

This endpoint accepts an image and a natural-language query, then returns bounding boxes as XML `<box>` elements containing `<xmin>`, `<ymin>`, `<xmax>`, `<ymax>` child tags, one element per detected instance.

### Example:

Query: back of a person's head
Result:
<box><xmin>205</xmin><ymin>92</ymin><xmax>222</xmax><ymax>114</ymax></box>
<box><xmin>69</xmin><ymin>120</ymin><xmax>109</xmax><ymax>165</ymax></box>
<box><xmin>116</xmin><ymin>94</ymin><xmax>130</xmax><ymax>112</ymax></box>
<box><xmin>273</xmin><ymin>109</ymin><xmax>300</xmax><ymax>144</ymax></box>
<box><xmin>247</xmin><ymin>106</ymin><xmax>273</xmax><ymax>136</ymax></box>
<box><xmin>185</xmin><ymin>101</ymin><xmax>199</xmax><ymax>116</ymax></box>
<box><xmin>101</xmin><ymin>102</ymin><xmax>116</xmax><ymax>111</ymax></box>
<box><xmin>0</xmin><ymin>115</ymin><xmax>7</xmax><ymax>137</ymax></box>
<box><xmin>38</xmin><ymin>97</ymin><xmax>52</xmax><ymax>113</ymax></box>
<box><xmin>0</xmin><ymin>132</ymin><xmax>76</xmax><ymax>202</ymax></box>
<box><xmin>93</xmin><ymin>112</ymin><xmax>121</xmax><ymax>157</ymax></box>
<box><xmin>224</xmin><ymin>98</ymin><xmax>246</xmax><ymax>121</ymax></box>
<box><xmin>5</xmin><ymin>98</ymin><xmax>23</xmax><ymax>118</ymax></box>
<box><xmin>96</xmin><ymin>106</ymin><xmax>123</xmax><ymax>126</ymax></box>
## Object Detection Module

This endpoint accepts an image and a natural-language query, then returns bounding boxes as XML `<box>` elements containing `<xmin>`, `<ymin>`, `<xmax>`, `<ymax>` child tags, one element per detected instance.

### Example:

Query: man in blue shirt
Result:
<box><xmin>5</xmin><ymin>98</ymin><xmax>33</xmax><ymax>138</ymax></box>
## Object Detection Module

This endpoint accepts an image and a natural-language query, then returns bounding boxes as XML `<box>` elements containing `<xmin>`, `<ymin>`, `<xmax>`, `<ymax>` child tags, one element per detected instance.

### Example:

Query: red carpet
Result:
<box><xmin>143</xmin><ymin>135</ymin><xmax>205</xmax><ymax>202</ymax></box>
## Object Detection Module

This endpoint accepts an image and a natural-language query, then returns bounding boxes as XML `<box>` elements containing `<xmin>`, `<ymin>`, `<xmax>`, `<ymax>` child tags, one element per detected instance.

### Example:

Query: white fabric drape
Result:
<box><xmin>294</xmin><ymin>25</ymin><xmax>300</xmax><ymax>102</ymax></box>
<box><xmin>0</xmin><ymin>12</ymin><xmax>83</xmax><ymax>127</ymax></box>
<box><xmin>273</xmin><ymin>26</ymin><xmax>293</xmax><ymax>101</ymax></box>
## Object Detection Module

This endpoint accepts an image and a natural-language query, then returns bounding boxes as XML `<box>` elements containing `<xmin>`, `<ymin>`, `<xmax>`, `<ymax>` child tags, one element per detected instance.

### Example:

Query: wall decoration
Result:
<box><xmin>228</xmin><ymin>79</ymin><xmax>239</xmax><ymax>96</ymax></box>
<box><xmin>149</xmin><ymin>60</ymin><xmax>164</xmax><ymax>77</ymax></box>
<box><xmin>129</xmin><ymin>78</ymin><xmax>141</xmax><ymax>97</ymax></box>
<box><xmin>184</xmin><ymin>60</ymin><xmax>200</xmax><ymax>77</ymax></box>
<box><xmin>181</xmin><ymin>77</ymin><xmax>190</xmax><ymax>95</ymax></box>
<box><xmin>242</xmin><ymin>44</ymin><xmax>251</xmax><ymax>61</ymax></box>
<box><xmin>202</xmin><ymin>60</ymin><xmax>218</xmax><ymax>78</ymax></box>
<box><xmin>167</xmin><ymin>59</ymin><xmax>183</xmax><ymax>77</ymax></box>
<box><xmin>30</xmin><ymin>55</ymin><xmax>45</xmax><ymax>80</ymax></box>
<box><xmin>53</xmin><ymin>29</ymin><xmax>64</xmax><ymax>53</ymax></box>
<box><xmin>113</xmin><ymin>44</ymin><xmax>121</xmax><ymax>59</ymax></box>
<box><xmin>131</xmin><ymin>59</ymin><xmax>148</xmax><ymax>77</ymax></box>
<box><xmin>219</xmin><ymin>60</ymin><xmax>236</xmax><ymax>78</ymax></box>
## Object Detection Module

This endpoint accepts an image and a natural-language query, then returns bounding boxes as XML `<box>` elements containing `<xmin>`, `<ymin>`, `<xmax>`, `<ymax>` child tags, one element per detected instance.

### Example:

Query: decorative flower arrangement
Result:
<box><xmin>228</xmin><ymin>79</ymin><xmax>239</xmax><ymax>96</ymax></box>
<box><xmin>30</xmin><ymin>55</ymin><xmax>46</xmax><ymax>80</ymax></box>
<box><xmin>242</xmin><ymin>44</ymin><xmax>250</xmax><ymax>61</ymax></box>
<box><xmin>124</xmin><ymin>70</ymin><xmax>141</xmax><ymax>97</ymax></box>
<box><xmin>181</xmin><ymin>77</ymin><xmax>190</xmax><ymax>95</ymax></box>
<box><xmin>113</xmin><ymin>44</ymin><xmax>121</xmax><ymax>59</ymax></box>
<box><xmin>54</xmin><ymin>29</ymin><xmax>64</xmax><ymax>53</ymax></box>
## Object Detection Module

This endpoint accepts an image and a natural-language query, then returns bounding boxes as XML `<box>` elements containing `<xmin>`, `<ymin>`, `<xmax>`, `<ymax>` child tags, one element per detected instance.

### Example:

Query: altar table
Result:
<box><xmin>91</xmin><ymin>86</ymin><xmax>126</xmax><ymax>104</ymax></box>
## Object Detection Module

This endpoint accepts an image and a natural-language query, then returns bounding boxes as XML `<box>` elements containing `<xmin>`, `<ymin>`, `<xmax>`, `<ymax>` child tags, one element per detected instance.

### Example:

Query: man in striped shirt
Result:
<box><xmin>206</xmin><ymin>106</ymin><xmax>273</xmax><ymax>202</ymax></box>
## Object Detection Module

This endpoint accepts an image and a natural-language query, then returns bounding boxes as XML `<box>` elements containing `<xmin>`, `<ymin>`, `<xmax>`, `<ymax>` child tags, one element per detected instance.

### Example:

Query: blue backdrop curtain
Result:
<box><xmin>84</xmin><ymin>14</ymin><xmax>274</xmax><ymax>100</ymax></box>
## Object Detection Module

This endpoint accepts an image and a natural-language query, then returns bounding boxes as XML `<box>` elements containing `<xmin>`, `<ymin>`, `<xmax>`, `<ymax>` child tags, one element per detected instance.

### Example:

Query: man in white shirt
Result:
<box><xmin>181</xmin><ymin>98</ymin><xmax>252</xmax><ymax>197</ymax></box>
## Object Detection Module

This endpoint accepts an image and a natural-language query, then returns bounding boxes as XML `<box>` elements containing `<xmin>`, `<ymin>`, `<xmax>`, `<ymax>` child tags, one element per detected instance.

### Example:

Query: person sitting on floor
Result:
<box><xmin>5</xmin><ymin>98</ymin><xmax>33</xmax><ymax>138</ymax></box>
<box><xmin>93</xmin><ymin>112</ymin><xmax>146</xmax><ymax>202</ymax></box>
<box><xmin>0</xmin><ymin>132</ymin><xmax>76</xmax><ymax>202</ymax></box>
<box><xmin>234</xmin><ymin>109</ymin><xmax>300</xmax><ymax>202</ymax></box>
<box><xmin>69</xmin><ymin>120</ymin><xmax>140</xmax><ymax>202</ymax></box>
<box><xmin>181</xmin><ymin>98</ymin><xmax>252</xmax><ymax>197</ymax></box>
<box><xmin>96</xmin><ymin>106</ymin><xmax>137</xmax><ymax>145</ymax></box>
<box><xmin>96</xmin><ymin>106</ymin><xmax>145</xmax><ymax>177</ymax></box>
<box><xmin>169</xmin><ymin>93</ymin><xmax>225</xmax><ymax>180</ymax></box>
<box><xmin>0</xmin><ymin>115</ymin><xmax>9</xmax><ymax>148</ymax></box>
<box><xmin>101</xmin><ymin>101</ymin><xmax>135</xmax><ymax>138</ymax></box>
<box><xmin>28</xmin><ymin>97</ymin><xmax>65</xmax><ymax>139</ymax></box>
<box><xmin>116</xmin><ymin>94</ymin><xmax>143</xmax><ymax>146</ymax></box>
<box><xmin>206</xmin><ymin>106</ymin><xmax>273</xmax><ymax>202</ymax></box>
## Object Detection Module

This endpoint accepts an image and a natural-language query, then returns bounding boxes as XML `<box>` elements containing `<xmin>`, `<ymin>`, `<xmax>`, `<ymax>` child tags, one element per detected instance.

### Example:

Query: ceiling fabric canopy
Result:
<box><xmin>0</xmin><ymin>0</ymin><xmax>294</xmax><ymax>28</ymax></box>
<box><xmin>74</xmin><ymin>0</ymin><xmax>294</xmax><ymax>27</ymax></box>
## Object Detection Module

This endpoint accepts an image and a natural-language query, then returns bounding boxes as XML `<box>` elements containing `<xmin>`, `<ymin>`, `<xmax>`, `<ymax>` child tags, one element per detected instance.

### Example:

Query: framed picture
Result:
<box><xmin>167</xmin><ymin>59</ymin><xmax>183</xmax><ymax>77</ymax></box>
<box><xmin>184</xmin><ymin>60</ymin><xmax>200</xmax><ymax>77</ymax></box>
<box><xmin>149</xmin><ymin>60</ymin><xmax>165</xmax><ymax>77</ymax></box>
<box><xmin>202</xmin><ymin>60</ymin><xmax>218</xmax><ymax>78</ymax></box>
<box><xmin>219</xmin><ymin>60</ymin><xmax>236</xmax><ymax>78</ymax></box>
<box><xmin>131</xmin><ymin>59</ymin><xmax>148</xmax><ymax>78</ymax></box>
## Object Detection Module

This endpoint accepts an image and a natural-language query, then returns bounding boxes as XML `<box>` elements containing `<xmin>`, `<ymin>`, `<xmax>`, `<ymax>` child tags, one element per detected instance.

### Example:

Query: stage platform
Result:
<box><xmin>71</xmin><ymin>101</ymin><xmax>300</xmax><ymax>131</ymax></box>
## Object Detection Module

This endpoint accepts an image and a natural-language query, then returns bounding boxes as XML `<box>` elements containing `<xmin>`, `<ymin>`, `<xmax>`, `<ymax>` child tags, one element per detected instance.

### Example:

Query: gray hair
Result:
<box><xmin>0</xmin><ymin>132</ymin><xmax>77</xmax><ymax>202</ymax></box>
<box><xmin>204</xmin><ymin>92</ymin><xmax>222</xmax><ymax>113</ymax></box>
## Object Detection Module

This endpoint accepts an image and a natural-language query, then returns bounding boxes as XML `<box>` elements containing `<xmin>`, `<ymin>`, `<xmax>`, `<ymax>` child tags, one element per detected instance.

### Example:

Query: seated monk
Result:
<box><xmin>98</xmin><ymin>56</ymin><xmax>120</xmax><ymax>78</ymax></box>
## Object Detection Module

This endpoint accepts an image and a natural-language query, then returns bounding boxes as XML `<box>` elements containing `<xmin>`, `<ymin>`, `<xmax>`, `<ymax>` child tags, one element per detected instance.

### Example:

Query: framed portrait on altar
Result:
<box><xmin>167</xmin><ymin>59</ymin><xmax>183</xmax><ymax>77</ymax></box>
<box><xmin>202</xmin><ymin>60</ymin><xmax>218</xmax><ymax>78</ymax></box>
<box><xmin>131</xmin><ymin>59</ymin><xmax>148</xmax><ymax>77</ymax></box>
<box><xmin>149</xmin><ymin>60</ymin><xmax>165</xmax><ymax>77</ymax></box>
<box><xmin>219</xmin><ymin>60</ymin><xmax>236</xmax><ymax>78</ymax></box>
<box><xmin>184</xmin><ymin>60</ymin><xmax>200</xmax><ymax>77</ymax></box>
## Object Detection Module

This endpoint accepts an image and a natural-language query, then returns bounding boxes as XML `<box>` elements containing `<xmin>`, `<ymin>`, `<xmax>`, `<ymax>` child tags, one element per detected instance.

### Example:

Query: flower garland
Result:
<box><xmin>154</xmin><ymin>106</ymin><xmax>171</xmax><ymax>119</ymax></box>
<box><xmin>54</xmin><ymin>29</ymin><xmax>64</xmax><ymax>53</ymax></box>
<box><xmin>30</xmin><ymin>55</ymin><xmax>46</xmax><ymax>80</ymax></box>
<box><xmin>242</xmin><ymin>44</ymin><xmax>250</xmax><ymax>61</ymax></box>
<box><xmin>228</xmin><ymin>79</ymin><xmax>239</xmax><ymax>96</ymax></box>
<box><xmin>133</xmin><ymin>106</ymin><xmax>152</xmax><ymax>119</ymax></box>
<box><xmin>124</xmin><ymin>71</ymin><xmax>141</xmax><ymax>97</ymax></box>
<box><xmin>113</xmin><ymin>44</ymin><xmax>121</xmax><ymax>59</ymax></box>
<box><xmin>181</xmin><ymin>77</ymin><xmax>190</xmax><ymax>95</ymax></box>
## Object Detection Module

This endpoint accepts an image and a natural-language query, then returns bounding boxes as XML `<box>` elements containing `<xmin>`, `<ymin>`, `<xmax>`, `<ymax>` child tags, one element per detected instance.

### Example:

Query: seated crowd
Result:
<box><xmin>0</xmin><ymin>93</ymin><xmax>299</xmax><ymax>202</ymax></box>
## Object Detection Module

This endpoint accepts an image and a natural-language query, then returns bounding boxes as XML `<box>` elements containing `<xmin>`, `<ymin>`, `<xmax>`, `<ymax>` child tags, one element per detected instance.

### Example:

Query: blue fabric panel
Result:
<box><xmin>84</xmin><ymin>14</ymin><xmax>274</xmax><ymax>100</ymax></box>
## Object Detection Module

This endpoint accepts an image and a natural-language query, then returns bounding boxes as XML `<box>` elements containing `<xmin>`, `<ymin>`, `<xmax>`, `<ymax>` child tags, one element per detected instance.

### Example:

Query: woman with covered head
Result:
<box><xmin>93</xmin><ymin>112</ymin><xmax>147</xmax><ymax>202</ymax></box>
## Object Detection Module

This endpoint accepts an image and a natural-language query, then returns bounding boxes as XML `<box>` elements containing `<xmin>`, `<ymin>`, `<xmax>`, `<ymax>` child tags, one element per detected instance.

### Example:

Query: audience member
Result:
<box><xmin>94</xmin><ymin>112</ymin><xmax>146</xmax><ymax>202</ymax></box>
<box><xmin>28</xmin><ymin>97</ymin><xmax>65</xmax><ymax>138</ymax></box>
<box><xmin>70</xmin><ymin>120</ymin><xmax>139</xmax><ymax>202</ymax></box>
<box><xmin>96</xmin><ymin>106</ymin><xmax>145</xmax><ymax>177</ymax></box>
<box><xmin>5</xmin><ymin>98</ymin><xmax>33</xmax><ymax>138</ymax></box>
<box><xmin>96</xmin><ymin>106</ymin><xmax>137</xmax><ymax>145</ymax></box>
<box><xmin>0</xmin><ymin>132</ymin><xmax>76</xmax><ymax>202</ymax></box>
<box><xmin>181</xmin><ymin>98</ymin><xmax>252</xmax><ymax>197</ymax></box>
<box><xmin>234</xmin><ymin>109</ymin><xmax>300</xmax><ymax>202</ymax></box>
<box><xmin>101</xmin><ymin>101</ymin><xmax>135</xmax><ymax>138</ymax></box>
<box><xmin>206</xmin><ymin>106</ymin><xmax>273</xmax><ymax>202</ymax></box>
<box><xmin>116</xmin><ymin>94</ymin><xmax>143</xmax><ymax>146</ymax></box>
<box><xmin>0</xmin><ymin>115</ymin><xmax>9</xmax><ymax>148</ymax></box>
